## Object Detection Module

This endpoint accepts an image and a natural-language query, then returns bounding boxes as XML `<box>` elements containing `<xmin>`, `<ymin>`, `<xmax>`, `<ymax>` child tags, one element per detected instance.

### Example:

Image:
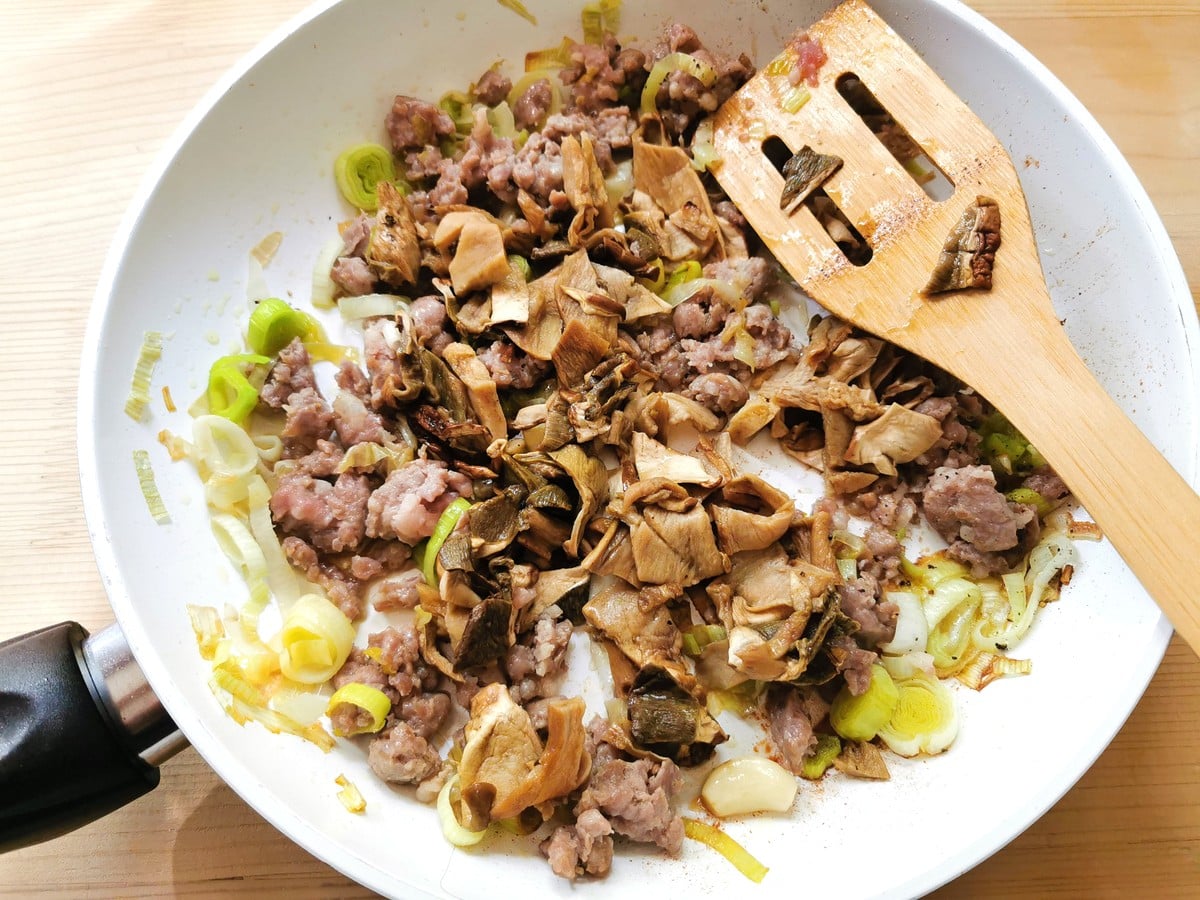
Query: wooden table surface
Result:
<box><xmin>2</xmin><ymin>1</ymin><xmax>1198</xmax><ymax>896</ymax></box>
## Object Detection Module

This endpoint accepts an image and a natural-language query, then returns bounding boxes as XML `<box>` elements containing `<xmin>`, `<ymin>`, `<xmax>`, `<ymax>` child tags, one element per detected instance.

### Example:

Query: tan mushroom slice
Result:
<box><xmin>709</xmin><ymin>474</ymin><xmax>795</xmax><ymax>555</ymax></box>
<box><xmin>631</xmin><ymin>138</ymin><xmax>723</xmax><ymax>261</ymax></box>
<box><xmin>834</xmin><ymin>740</ymin><xmax>891</xmax><ymax>780</ymax></box>
<box><xmin>843</xmin><ymin>403</ymin><xmax>943</xmax><ymax>476</ymax></box>
<box><xmin>580</xmin><ymin>518</ymin><xmax>641</xmax><ymax>585</ymax></box>
<box><xmin>504</xmin><ymin>270</ymin><xmax>563</xmax><ymax>361</ymax></box>
<box><xmin>626</xmin><ymin>500</ymin><xmax>728</xmax><ymax>587</ymax></box>
<box><xmin>434</xmin><ymin>210</ymin><xmax>511</xmax><ymax>295</ymax></box>
<box><xmin>630</xmin><ymin>432</ymin><xmax>721</xmax><ymax>488</ymax></box>
<box><xmin>561</xmin><ymin>133</ymin><xmax>612</xmax><ymax>246</ymax></box>
<box><xmin>489</xmin><ymin>258</ymin><xmax>531</xmax><ymax>326</ymax></box>
<box><xmin>567</xmin><ymin>353</ymin><xmax>641</xmax><ymax>444</ymax></box>
<box><xmin>457</xmin><ymin>684</ymin><xmax>591</xmax><ymax>828</ymax></box>
<box><xmin>551</xmin><ymin>250</ymin><xmax>617</xmax><ymax>389</ymax></box>
<box><xmin>366</xmin><ymin>181</ymin><xmax>421</xmax><ymax>287</ymax></box>
<box><xmin>518</xmin><ymin>565</ymin><xmax>591</xmax><ymax>629</ymax></box>
<box><xmin>635</xmin><ymin>392</ymin><xmax>722</xmax><ymax>438</ymax></box>
<box><xmin>593</xmin><ymin>263</ymin><xmax>671</xmax><ymax>322</ymax></box>
<box><xmin>583</xmin><ymin>582</ymin><xmax>682</xmax><ymax>668</ymax></box>
<box><xmin>547</xmin><ymin>443</ymin><xmax>608</xmax><ymax>558</ymax></box>
<box><xmin>441</xmin><ymin>342</ymin><xmax>508</xmax><ymax>444</ymax></box>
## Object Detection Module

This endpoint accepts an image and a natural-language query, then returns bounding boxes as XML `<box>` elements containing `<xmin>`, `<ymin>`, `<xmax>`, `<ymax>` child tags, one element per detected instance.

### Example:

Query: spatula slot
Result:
<box><xmin>760</xmin><ymin>135</ymin><xmax>873</xmax><ymax>267</ymax></box>
<box><xmin>835</xmin><ymin>72</ymin><xmax>955</xmax><ymax>202</ymax></box>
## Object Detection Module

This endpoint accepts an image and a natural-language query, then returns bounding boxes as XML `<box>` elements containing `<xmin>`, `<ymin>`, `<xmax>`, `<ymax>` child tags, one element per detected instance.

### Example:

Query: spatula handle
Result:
<box><xmin>974</xmin><ymin>328</ymin><xmax>1200</xmax><ymax>656</ymax></box>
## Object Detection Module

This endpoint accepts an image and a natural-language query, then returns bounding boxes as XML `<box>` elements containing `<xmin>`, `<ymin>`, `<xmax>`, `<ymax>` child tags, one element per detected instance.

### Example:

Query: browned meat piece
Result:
<box><xmin>371</xmin><ymin>568</ymin><xmax>424</xmax><ymax>611</ymax></box>
<box><xmin>923</xmin><ymin>464</ymin><xmax>1034</xmax><ymax>552</ymax></box>
<box><xmin>331</xmin><ymin>391</ymin><xmax>389</xmax><ymax>446</ymax></box>
<box><xmin>541</xmin><ymin>809</ymin><xmax>614</xmax><ymax>880</ymax></box>
<box><xmin>671</xmin><ymin>288</ymin><xmax>729</xmax><ymax>340</ymax></box>
<box><xmin>281</xmin><ymin>536</ymin><xmax>363</xmax><ymax>619</ymax></box>
<box><xmin>291</xmin><ymin>439</ymin><xmax>344</xmax><ymax>477</ymax></box>
<box><xmin>410</xmin><ymin>295</ymin><xmax>453</xmax><ymax>355</ymax></box>
<box><xmin>647</xmin><ymin>24</ymin><xmax>754</xmax><ymax>137</ymax></box>
<box><xmin>332</xmin><ymin>648</ymin><xmax>391</xmax><ymax>692</ymax></box>
<box><xmin>575</xmin><ymin>757</ymin><xmax>683</xmax><ymax>853</ymax></box>
<box><xmin>366</xmin><ymin>459</ymin><xmax>473</xmax><ymax>545</ymax></box>
<box><xmin>367</xmin><ymin>722</ymin><xmax>441</xmax><ymax>784</ymax></box>
<box><xmin>385</xmin><ymin>95</ymin><xmax>456</xmax><ymax>152</ymax></box>
<box><xmin>506</xmin><ymin>617</ymin><xmax>573</xmax><ymax>702</ymax></box>
<box><xmin>331</xmin><ymin>256</ymin><xmax>375</xmax><ymax>297</ymax></box>
<box><xmin>837</xmin><ymin>574</ymin><xmax>898</xmax><ymax>648</ymax></box>
<box><xmin>473</xmin><ymin>67</ymin><xmax>512</xmax><ymax>106</ymax></box>
<box><xmin>335</xmin><ymin>360</ymin><xmax>371</xmax><ymax>402</ymax></box>
<box><xmin>509</xmin><ymin>131</ymin><xmax>564</xmax><ymax>204</ymax></box>
<box><xmin>828</xmin><ymin>633</ymin><xmax>877</xmax><ymax>696</ymax></box>
<box><xmin>1022</xmin><ymin>469</ymin><xmax>1070</xmax><ymax>501</ymax></box>
<box><xmin>702</xmin><ymin>257</ymin><xmax>773</xmax><ymax>302</ymax></box>
<box><xmin>271</xmin><ymin>473</ymin><xmax>371</xmax><ymax>554</ymax></box>
<box><xmin>743</xmin><ymin>304</ymin><xmax>794</xmax><ymax>368</ymax></box>
<box><xmin>765</xmin><ymin>684</ymin><xmax>830</xmax><ymax>773</ymax></box>
<box><xmin>684</xmin><ymin>373</ymin><xmax>747</xmax><ymax>415</ymax></box>
<box><xmin>513</xmin><ymin>79</ymin><xmax>553</xmax><ymax>130</ymax></box>
<box><xmin>260</xmin><ymin>338</ymin><xmax>316</xmax><ymax>408</ymax></box>
<box><xmin>368</xmin><ymin>624</ymin><xmax>440</xmax><ymax>697</ymax></box>
<box><xmin>397</xmin><ymin>692</ymin><xmax>452</xmax><ymax>738</ymax></box>
<box><xmin>281</xmin><ymin>387</ymin><xmax>336</xmax><ymax>451</ymax></box>
<box><xmin>477</xmin><ymin>339</ymin><xmax>551</xmax><ymax>390</ymax></box>
<box><xmin>859</xmin><ymin>522</ymin><xmax>903</xmax><ymax>584</ymax></box>
<box><xmin>560</xmin><ymin>35</ymin><xmax>645</xmax><ymax>115</ymax></box>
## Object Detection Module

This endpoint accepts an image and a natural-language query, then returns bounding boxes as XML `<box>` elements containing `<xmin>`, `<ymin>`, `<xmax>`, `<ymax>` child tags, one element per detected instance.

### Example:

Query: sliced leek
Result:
<box><xmin>335</xmin><ymin>774</ymin><xmax>367</xmax><ymax>813</ymax></box>
<box><xmin>438</xmin><ymin>775</ymin><xmax>489</xmax><ymax>847</ymax></box>
<box><xmin>278</xmin><ymin>593</ymin><xmax>356</xmax><ymax>684</ymax></box>
<box><xmin>132</xmin><ymin>449</ymin><xmax>170</xmax><ymax>524</ymax></box>
<box><xmin>682</xmin><ymin>819</ymin><xmax>768</xmax><ymax>883</ymax></box>
<box><xmin>334</xmin><ymin>142</ymin><xmax>396</xmax><ymax>211</ymax></box>
<box><xmin>829</xmin><ymin>664</ymin><xmax>898</xmax><ymax>742</ymax></box>
<box><xmin>124</xmin><ymin>331</ymin><xmax>165</xmax><ymax>422</ymax></box>
<box><xmin>326</xmin><ymin>683</ymin><xmax>393</xmax><ymax>736</ymax></box>
<box><xmin>422</xmin><ymin>497</ymin><xmax>472</xmax><ymax>586</ymax></box>
<box><xmin>878</xmin><ymin>671</ymin><xmax>958</xmax><ymax>757</ymax></box>
<box><xmin>800</xmin><ymin>734</ymin><xmax>841</xmax><ymax>780</ymax></box>
<box><xmin>641</xmin><ymin>53</ymin><xmax>717</xmax><ymax>118</ymax></box>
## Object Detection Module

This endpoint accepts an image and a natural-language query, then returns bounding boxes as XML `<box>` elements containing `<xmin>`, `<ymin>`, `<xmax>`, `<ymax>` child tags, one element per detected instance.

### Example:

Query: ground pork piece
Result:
<box><xmin>509</xmin><ymin>131</ymin><xmax>564</xmax><ymax>204</ymax></box>
<box><xmin>271</xmin><ymin>472</ymin><xmax>371</xmax><ymax>555</ymax></box>
<box><xmin>859</xmin><ymin>522</ymin><xmax>903</xmax><ymax>584</ymax></box>
<box><xmin>368</xmin><ymin>722</ymin><xmax>441</xmax><ymax>784</ymax></box>
<box><xmin>404</xmin><ymin>146</ymin><xmax>448</xmax><ymax>182</ymax></box>
<box><xmin>542</xmin><ymin>809</ymin><xmax>614</xmax><ymax>881</ymax></box>
<box><xmin>385</xmin><ymin>95</ymin><xmax>456</xmax><ymax>152</ymax></box>
<box><xmin>341</xmin><ymin>213</ymin><xmax>374</xmax><ymax>257</ymax></box>
<box><xmin>1022</xmin><ymin>469</ymin><xmax>1070</xmax><ymax>501</ymax></box>
<box><xmin>335</xmin><ymin>359</ymin><xmax>371</xmax><ymax>402</ymax></box>
<box><xmin>788</xmin><ymin>32</ymin><xmax>828</xmax><ymax>88</ymax></box>
<box><xmin>477</xmin><ymin>339</ymin><xmax>551</xmax><ymax>390</ymax></box>
<box><xmin>398</xmin><ymin>691</ymin><xmax>452</xmax><ymax>738</ymax></box>
<box><xmin>328</xmin><ymin>701</ymin><xmax>378</xmax><ymax>737</ymax></box>
<box><xmin>766</xmin><ymin>684</ymin><xmax>829</xmax><ymax>773</ymax></box>
<box><xmin>575</xmin><ymin>757</ymin><xmax>684</xmax><ymax>853</ymax></box>
<box><xmin>671</xmin><ymin>288</ymin><xmax>729</xmax><ymax>340</ymax></box>
<box><xmin>712</xmin><ymin>199</ymin><xmax>747</xmax><ymax>231</ymax></box>
<box><xmin>473</xmin><ymin>66</ymin><xmax>512</xmax><ymax>106</ymax></box>
<box><xmin>410</xmin><ymin>295</ymin><xmax>453</xmax><ymax>355</ymax></box>
<box><xmin>702</xmin><ymin>257</ymin><xmax>773</xmax><ymax>302</ymax></box>
<box><xmin>281</xmin><ymin>387</ymin><xmax>336</xmax><ymax>452</ymax></box>
<box><xmin>559</xmin><ymin>34</ymin><xmax>643</xmax><ymax>115</ymax></box>
<box><xmin>331</xmin><ymin>256</ymin><xmax>376</xmax><ymax>297</ymax></box>
<box><xmin>541</xmin><ymin>110</ymin><xmax>637</xmax><ymax>169</ymax></box>
<box><xmin>281</xmin><ymin>536</ymin><xmax>363</xmax><ymax>619</ymax></box>
<box><xmin>260</xmin><ymin>338</ymin><xmax>317</xmax><ymax>408</ymax></box>
<box><xmin>332</xmin><ymin>648</ymin><xmax>390</xmax><ymax>692</ymax></box>
<box><xmin>743</xmin><ymin>303</ymin><xmax>794</xmax><ymax>368</ymax></box>
<box><xmin>684</xmin><ymin>372</ymin><xmax>747</xmax><ymax>416</ymax></box>
<box><xmin>648</xmin><ymin>24</ymin><xmax>754</xmax><ymax>137</ymax></box>
<box><xmin>332</xmin><ymin>391</ymin><xmax>389</xmax><ymax>446</ymax></box>
<box><xmin>368</xmin><ymin>624</ymin><xmax>440</xmax><ymax>697</ymax></box>
<box><xmin>459</xmin><ymin>113</ymin><xmax>519</xmax><ymax>203</ymax></box>
<box><xmin>838</xmin><ymin>574</ymin><xmax>898</xmax><ymax>648</ymax></box>
<box><xmin>631</xmin><ymin>322</ymin><xmax>689</xmax><ymax>391</ymax></box>
<box><xmin>292</xmin><ymin>439</ymin><xmax>345</xmax><ymax>477</ymax></box>
<box><xmin>372</xmin><ymin>568</ymin><xmax>424</xmax><ymax>611</ymax></box>
<box><xmin>366</xmin><ymin>459</ymin><xmax>473</xmax><ymax>544</ymax></box>
<box><xmin>513</xmin><ymin>78</ymin><xmax>554</xmax><ymax>130</ymax></box>
<box><xmin>829</xmin><ymin>633</ymin><xmax>877</xmax><ymax>696</ymax></box>
<box><xmin>923</xmin><ymin>464</ymin><xmax>1034</xmax><ymax>552</ymax></box>
<box><xmin>506</xmin><ymin>617</ymin><xmax>573</xmax><ymax>703</ymax></box>
<box><xmin>363</xmin><ymin>318</ymin><xmax>409</xmax><ymax>410</ymax></box>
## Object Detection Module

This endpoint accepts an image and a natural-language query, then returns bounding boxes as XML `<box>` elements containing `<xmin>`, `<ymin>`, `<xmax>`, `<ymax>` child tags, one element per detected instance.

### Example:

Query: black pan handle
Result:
<box><xmin>0</xmin><ymin>621</ymin><xmax>186</xmax><ymax>852</ymax></box>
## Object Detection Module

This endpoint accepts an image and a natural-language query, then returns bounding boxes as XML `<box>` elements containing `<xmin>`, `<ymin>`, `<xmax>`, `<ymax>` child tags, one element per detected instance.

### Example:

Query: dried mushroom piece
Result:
<box><xmin>779</xmin><ymin>146</ymin><xmax>844</xmax><ymax>214</ymax></box>
<box><xmin>924</xmin><ymin>195</ymin><xmax>1002</xmax><ymax>294</ymax></box>
<box><xmin>366</xmin><ymin>181</ymin><xmax>421</xmax><ymax>287</ymax></box>
<box><xmin>833</xmin><ymin>739</ymin><xmax>891</xmax><ymax>780</ymax></box>
<box><xmin>626</xmin><ymin>666</ymin><xmax>727</xmax><ymax>766</ymax></box>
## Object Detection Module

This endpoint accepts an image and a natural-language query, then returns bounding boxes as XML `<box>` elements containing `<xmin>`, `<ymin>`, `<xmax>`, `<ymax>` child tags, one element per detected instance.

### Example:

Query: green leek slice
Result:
<box><xmin>206</xmin><ymin>353</ymin><xmax>270</xmax><ymax>424</ymax></box>
<box><xmin>326</xmin><ymin>683</ymin><xmax>393</xmax><ymax>736</ymax></box>
<box><xmin>247</xmin><ymin>297</ymin><xmax>325</xmax><ymax>356</ymax></box>
<box><xmin>335</xmin><ymin>774</ymin><xmax>367</xmax><ymax>813</ymax></box>
<box><xmin>132</xmin><ymin>449</ymin><xmax>170</xmax><ymax>525</ymax></box>
<box><xmin>829</xmin><ymin>664</ymin><xmax>899</xmax><ymax>742</ymax></box>
<box><xmin>422</xmin><ymin>497</ymin><xmax>472</xmax><ymax>586</ymax></box>
<box><xmin>800</xmin><ymin>733</ymin><xmax>841</xmax><ymax>780</ymax></box>
<box><xmin>682</xmin><ymin>819</ymin><xmax>768</xmax><ymax>883</ymax></box>
<box><xmin>641</xmin><ymin>52</ymin><xmax>717</xmax><ymax>118</ymax></box>
<box><xmin>878</xmin><ymin>671</ymin><xmax>958</xmax><ymax>757</ymax></box>
<box><xmin>124</xmin><ymin>331</ymin><xmax>165</xmax><ymax>422</ymax></box>
<box><xmin>333</xmin><ymin>142</ymin><xmax>396</xmax><ymax>212</ymax></box>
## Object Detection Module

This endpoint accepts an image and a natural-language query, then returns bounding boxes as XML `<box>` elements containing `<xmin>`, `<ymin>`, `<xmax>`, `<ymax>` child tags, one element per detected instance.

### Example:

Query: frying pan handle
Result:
<box><xmin>0</xmin><ymin>622</ymin><xmax>187</xmax><ymax>852</ymax></box>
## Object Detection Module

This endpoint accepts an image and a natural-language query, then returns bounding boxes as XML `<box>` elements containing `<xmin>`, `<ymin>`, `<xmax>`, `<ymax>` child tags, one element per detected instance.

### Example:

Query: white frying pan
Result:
<box><xmin>2</xmin><ymin>1</ymin><xmax>1196</xmax><ymax>897</ymax></box>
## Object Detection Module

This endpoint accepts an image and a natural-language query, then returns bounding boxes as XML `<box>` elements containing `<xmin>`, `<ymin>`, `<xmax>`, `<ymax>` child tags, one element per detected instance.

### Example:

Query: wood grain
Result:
<box><xmin>1</xmin><ymin>1</ymin><xmax>1197</xmax><ymax>897</ymax></box>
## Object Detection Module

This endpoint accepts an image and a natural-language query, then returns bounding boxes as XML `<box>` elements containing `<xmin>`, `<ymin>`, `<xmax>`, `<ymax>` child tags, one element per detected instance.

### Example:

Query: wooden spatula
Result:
<box><xmin>711</xmin><ymin>0</ymin><xmax>1200</xmax><ymax>655</ymax></box>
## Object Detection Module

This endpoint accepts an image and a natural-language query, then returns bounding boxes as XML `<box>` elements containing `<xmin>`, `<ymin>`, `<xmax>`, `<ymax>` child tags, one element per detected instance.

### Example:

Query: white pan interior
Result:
<box><xmin>79</xmin><ymin>0</ymin><xmax>1198</xmax><ymax>897</ymax></box>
